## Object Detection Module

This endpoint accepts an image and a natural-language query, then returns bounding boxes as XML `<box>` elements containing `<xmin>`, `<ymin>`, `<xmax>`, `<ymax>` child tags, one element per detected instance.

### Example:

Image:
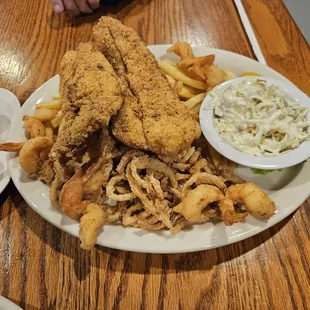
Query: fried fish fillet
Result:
<box><xmin>93</xmin><ymin>17</ymin><xmax>197</xmax><ymax>157</ymax></box>
<box><xmin>51</xmin><ymin>42</ymin><xmax>123</xmax><ymax>159</ymax></box>
<box><xmin>93</xmin><ymin>21</ymin><xmax>148</xmax><ymax>151</ymax></box>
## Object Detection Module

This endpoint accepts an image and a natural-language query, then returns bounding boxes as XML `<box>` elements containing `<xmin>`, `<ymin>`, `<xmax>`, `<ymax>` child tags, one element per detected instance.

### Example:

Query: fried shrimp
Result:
<box><xmin>58</xmin><ymin>165</ymin><xmax>96</xmax><ymax>220</ymax></box>
<box><xmin>225</xmin><ymin>183</ymin><xmax>275</xmax><ymax>219</ymax></box>
<box><xmin>218</xmin><ymin>199</ymin><xmax>247</xmax><ymax>225</ymax></box>
<box><xmin>174</xmin><ymin>185</ymin><xmax>224</xmax><ymax>222</ymax></box>
<box><xmin>23</xmin><ymin>116</ymin><xmax>46</xmax><ymax>138</ymax></box>
<box><xmin>59</xmin><ymin>171</ymin><xmax>85</xmax><ymax>220</ymax></box>
<box><xmin>19</xmin><ymin>137</ymin><xmax>53</xmax><ymax>174</ymax></box>
<box><xmin>80</xmin><ymin>203</ymin><xmax>106</xmax><ymax>250</ymax></box>
<box><xmin>0</xmin><ymin>142</ymin><xmax>25</xmax><ymax>152</ymax></box>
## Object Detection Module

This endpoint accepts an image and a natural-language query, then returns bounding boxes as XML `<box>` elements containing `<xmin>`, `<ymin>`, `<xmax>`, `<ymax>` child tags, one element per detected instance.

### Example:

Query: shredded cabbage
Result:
<box><xmin>210</xmin><ymin>79</ymin><xmax>310</xmax><ymax>156</ymax></box>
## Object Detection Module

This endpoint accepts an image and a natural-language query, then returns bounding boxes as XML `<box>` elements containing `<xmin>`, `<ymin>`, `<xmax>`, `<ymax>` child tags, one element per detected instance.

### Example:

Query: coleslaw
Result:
<box><xmin>210</xmin><ymin>79</ymin><xmax>310</xmax><ymax>156</ymax></box>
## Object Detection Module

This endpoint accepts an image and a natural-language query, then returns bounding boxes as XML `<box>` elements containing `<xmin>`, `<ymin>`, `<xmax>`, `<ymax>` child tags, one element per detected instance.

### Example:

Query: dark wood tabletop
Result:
<box><xmin>0</xmin><ymin>0</ymin><xmax>309</xmax><ymax>309</ymax></box>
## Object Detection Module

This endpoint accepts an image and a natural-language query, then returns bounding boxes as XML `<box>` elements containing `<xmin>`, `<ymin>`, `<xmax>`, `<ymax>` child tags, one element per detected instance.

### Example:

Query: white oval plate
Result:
<box><xmin>200</xmin><ymin>76</ymin><xmax>310</xmax><ymax>169</ymax></box>
<box><xmin>0</xmin><ymin>89</ymin><xmax>21</xmax><ymax>195</ymax></box>
<box><xmin>8</xmin><ymin>45</ymin><xmax>310</xmax><ymax>253</ymax></box>
<box><xmin>0</xmin><ymin>296</ymin><xmax>22</xmax><ymax>310</ymax></box>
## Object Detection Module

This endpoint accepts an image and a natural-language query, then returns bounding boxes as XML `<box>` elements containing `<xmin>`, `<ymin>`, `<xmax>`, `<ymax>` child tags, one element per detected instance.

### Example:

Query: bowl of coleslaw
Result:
<box><xmin>199</xmin><ymin>76</ymin><xmax>310</xmax><ymax>169</ymax></box>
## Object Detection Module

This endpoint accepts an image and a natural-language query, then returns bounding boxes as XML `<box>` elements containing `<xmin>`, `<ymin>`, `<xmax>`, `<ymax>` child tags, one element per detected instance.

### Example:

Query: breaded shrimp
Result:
<box><xmin>19</xmin><ymin>137</ymin><xmax>53</xmax><ymax>174</ymax></box>
<box><xmin>80</xmin><ymin>203</ymin><xmax>106</xmax><ymax>250</ymax></box>
<box><xmin>225</xmin><ymin>183</ymin><xmax>275</xmax><ymax>219</ymax></box>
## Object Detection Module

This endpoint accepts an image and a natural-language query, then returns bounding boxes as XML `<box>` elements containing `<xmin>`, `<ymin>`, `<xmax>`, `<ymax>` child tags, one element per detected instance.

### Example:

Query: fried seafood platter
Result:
<box><xmin>0</xmin><ymin>17</ymin><xmax>276</xmax><ymax>251</ymax></box>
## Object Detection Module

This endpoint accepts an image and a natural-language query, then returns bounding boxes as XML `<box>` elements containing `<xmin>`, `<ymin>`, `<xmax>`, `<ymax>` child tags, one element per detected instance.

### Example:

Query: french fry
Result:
<box><xmin>51</xmin><ymin>111</ymin><xmax>64</xmax><ymax>128</ymax></box>
<box><xmin>184</xmin><ymin>93</ymin><xmax>206</xmax><ymax>109</ymax></box>
<box><xmin>223</xmin><ymin>69</ymin><xmax>237</xmax><ymax>81</ymax></box>
<box><xmin>175</xmin><ymin>80</ymin><xmax>183</xmax><ymax>97</ymax></box>
<box><xmin>159</xmin><ymin>60</ymin><xmax>206</xmax><ymax>90</ymax></box>
<box><xmin>33</xmin><ymin>108</ymin><xmax>57</xmax><ymax>122</ymax></box>
<box><xmin>179</xmin><ymin>85</ymin><xmax>203</xmax><ymax>100</ymax></box>
<box><xmin>205</xmin><ymin>64</ymin><xmax>226</xmax><ymax>90</ymax></box>
<box><xmin>190</xmin><ymin>103</ymin><xmax>201</xmax><ymax>114</ymax></box>
<box><xmin>36</xmin><ymin>100</ymin><xmax>62</xmax><ymax>110</ymax></box>
<box><xmin>166</xmin><ymin>74</ymin><xmax>176</xmax><ymax>89</ymax></box>
<box><xmin>188</xmin><ymin>109</ymin><xmax>199</xmax><ymax>120</ymax></box>
<box><xmin>52</xmin><ymin>94</ymin><xmax>61</xmax><ymax>99</ymax></box>
<box><xmin>241</xmin><ymin>72</ymin><xmax>260</xmax><ymax>77</ymax></box>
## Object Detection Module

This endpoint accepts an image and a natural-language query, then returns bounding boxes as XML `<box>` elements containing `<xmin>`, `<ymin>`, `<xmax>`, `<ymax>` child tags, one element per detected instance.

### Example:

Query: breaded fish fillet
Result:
<box><xmin>51</xmin><ymin>42</ymin><xmax>123</xmax><ymax>159</ymax></box>
<box><xmin>92</xmin><ymin>22</ymin><xmax>148</xmax><ymax>151</ymax></box>
<box><xmin>93</xmin><ymin>17</ymin><xmax>197</xmax><ymax>156</ymax></box>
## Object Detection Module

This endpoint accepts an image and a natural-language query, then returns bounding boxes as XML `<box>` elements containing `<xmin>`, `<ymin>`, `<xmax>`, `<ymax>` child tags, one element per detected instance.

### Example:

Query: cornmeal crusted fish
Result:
<box><xmin>51</xmin><ymin>42</ymin><xmax>123</xmax><ymax>159</ymax></box>
<box><xmin>93</xmin><ymin>17</ymin><xmax>197</xmax><ymax>157</ymax></box>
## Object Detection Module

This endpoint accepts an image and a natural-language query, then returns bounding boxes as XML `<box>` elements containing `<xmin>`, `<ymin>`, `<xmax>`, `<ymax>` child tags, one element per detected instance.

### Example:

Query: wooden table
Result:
<box><xmin>0</xmin><ymin>0</ymin><xmax>309</xmax><ymax>309</ymax></box>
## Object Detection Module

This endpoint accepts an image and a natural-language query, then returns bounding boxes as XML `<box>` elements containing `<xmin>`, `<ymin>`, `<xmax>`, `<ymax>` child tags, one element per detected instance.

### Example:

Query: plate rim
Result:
<box><xmin>8</xmin><ymin>45</ymin><xmax>310</xmax><ymax>254</ymax></box>
<box><xmin>0</xmin><ymin>296</ymin><xmax>23</xmax><ymax>310</ymax></box>
<box><xmin>0</xmin><ymin>89</ymin><xmax>21</xmax><ymax>195</ymax></box>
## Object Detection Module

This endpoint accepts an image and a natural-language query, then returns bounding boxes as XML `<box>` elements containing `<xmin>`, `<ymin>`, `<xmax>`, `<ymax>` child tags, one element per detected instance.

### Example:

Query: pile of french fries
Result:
<box><xmin>32</xmin><ymin>95</ymin><xmax>64</xmax><ymax>140</ymax></box>
<box><xmin>159</xmin><ymin>42</ymin><xmax>237</xmax><ymax>115</ymax></box>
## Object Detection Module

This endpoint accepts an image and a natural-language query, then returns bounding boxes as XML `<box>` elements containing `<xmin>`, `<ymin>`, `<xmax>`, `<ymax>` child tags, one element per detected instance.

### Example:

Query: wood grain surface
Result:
<box><xmin>0</xmin><ymin>0</ymin><xmax>309</xmax><ymax>309</ymax></box>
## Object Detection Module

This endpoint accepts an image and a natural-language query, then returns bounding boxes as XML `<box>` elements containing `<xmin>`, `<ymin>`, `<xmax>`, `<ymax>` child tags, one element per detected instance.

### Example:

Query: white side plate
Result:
<box><xmin>0</xmin><ymin>296</ymin><xmax>22</xmax><ymax>310</ymax></box>
<box><xmin>0</xmin><ymin>89</ymin><xmax>21</xmax><ymax>195</ymax></box>
<box><xmin>8</xmin><ymin>46</ymin><xmax>310</xmax><ymax>253</ymax></box>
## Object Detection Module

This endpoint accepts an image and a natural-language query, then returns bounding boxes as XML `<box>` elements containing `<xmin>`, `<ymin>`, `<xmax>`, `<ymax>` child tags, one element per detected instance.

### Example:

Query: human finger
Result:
<box><xmin>63</xmin><ymin>0</ymin><xmax>80</xmax><ymax>16</ymax></box>
<box><xmin>87</xmin><ymin>0</ymin><xmax>100</xmax><ymax>10</ymax></box>
<box><xmin>50</xmin><ymin>0</ymin><xmax>65</xmax><ymax>14</ymax></box>
<box><xmin>75</xmin><ymin>0</ymin><xmax>93</xmax><ymax>14</ymax></box>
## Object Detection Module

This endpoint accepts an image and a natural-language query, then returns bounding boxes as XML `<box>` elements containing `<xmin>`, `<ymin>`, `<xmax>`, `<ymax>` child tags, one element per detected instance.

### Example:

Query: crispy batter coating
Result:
<box><xmin>80</xmin><ymin>203</ymin><xmax>106</xmax><ymax>250</ymax></box>
<box><xmin>51</xmin><ymin>42</ymin><xmax>123</xmax><ymax>159</ymax></box>
<box><xmin>92</xmin><ymin>21</ymin><xmax>147</xmax><ymax>150</ymax></box>
<box><xmin>174</xmin><ymin>185</ymin><xmax>224</xmax><ymax>223</ymax></box>
<box><xmin>225</xmin><ymin>183</ymin><xmax>275</xmax><ymax>219</ymax></box>
<box><xmin>93</xmin><ymin>17</ymin><xmax>197</xmax><ymax>156</ymax></box>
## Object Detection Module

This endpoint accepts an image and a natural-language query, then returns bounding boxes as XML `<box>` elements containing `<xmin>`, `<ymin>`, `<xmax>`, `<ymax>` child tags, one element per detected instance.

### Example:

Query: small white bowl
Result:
<box><xmin>199</xmin><ymin>76</ymin><xmax>310</xmax><ymax>170</ymax></box>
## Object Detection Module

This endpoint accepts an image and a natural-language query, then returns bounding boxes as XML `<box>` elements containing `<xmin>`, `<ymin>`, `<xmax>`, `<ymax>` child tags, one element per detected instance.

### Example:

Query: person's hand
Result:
<box><xmin>50</xmin><ymin>0</ymin><xmax>100</xmax><ymax>16</ymax></box>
